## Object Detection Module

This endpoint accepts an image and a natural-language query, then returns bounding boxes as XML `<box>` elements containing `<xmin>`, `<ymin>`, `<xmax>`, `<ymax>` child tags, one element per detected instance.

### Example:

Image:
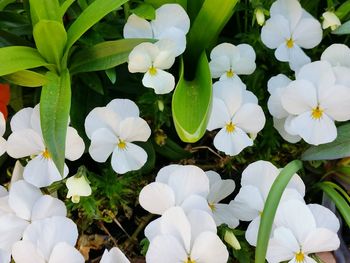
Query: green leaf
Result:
<box><xmin>332</xmin><ymin>20</ymin><xmax>350</xmax><ymax>34</ymax></box>
<box><xmin>336</xmin><ymin>0</ymin><xmax>350</xmax><ymax>20</ymax></box>
<box><xmin>0</xmin><ymin>0</ymin><xmax>15</xmax><ymax>11</ymax></box>
<box><xmin>172</xmin><ymin>52</ymin><xmax>212</xmax><ymax>142</ymax></box>
<box><xmin>0</xmin><ymin>46</ymin><xmax>49</xmax><ymax>76</ymax></box>
<box><xmin>255</xmin><ymin>160</ymin><xmax>303</xmax><ymax>263</ymax></box>
<box><xmin>33</xmin><ymin>20</ymin><xmax>67</xmax><ymax>67</ymax></box>
<box><xmin>302</xmin><ymin>124</ymin><xmax>350</xmax><ymax>160</ymax></box>
<box><xmin>0</xmin><ymin>29</ymin><xmax>33</xmax><ymax>47</ymax></box>
<box><xmin>69</xmin><ymin>38</ymin><xmax>150</xmax><ymax>74</ymax></box>
<box><xmin>105</xmin><ymin>68</ymin><xmax>116</xmax><ymax>84</ymax></box>
<box><xmin>29</xmin><ymin>0</ymin><xmax>61</xmax><ymax>25</ymax></box>
<box><xmin>60</xmin><ymin>0</ymin><xmax>76</xmax><ymax>17</ymax></box>
<box><xmin>144</xmin><ymin>0</ymin><xmax>186</xmax><ymax>9</ymax></box>
<box><xmin>317</xmin><ymin>182</ymin><xmax>350</xmax><ymax>228</ymax></box>
<box><xmin>2</xmin><ymin>70</ymin><xmax>46</xmax><ymax>87</ymax></box>
<box><xmin>185</xmin><ymin>0</ymin><xmax>238</xmax><ymax>64</ymax></box>
<box><xmin>65</xmin><ymin>0</ymin><xmax>129</xmax><ymax>52</ymax></box>
<box><xmin>40</xmin><ymin>69</ymin><xmax>71</xmax><ymax>175</ymax></box>
<box><xmin>131</xmin><ymin>3</ymin><xmax>155</xmax><ymax>20</ymax></box>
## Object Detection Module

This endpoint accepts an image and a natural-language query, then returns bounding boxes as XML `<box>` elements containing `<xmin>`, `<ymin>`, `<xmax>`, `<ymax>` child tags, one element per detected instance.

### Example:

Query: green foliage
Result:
<box><xmin>2</xmin><ymin>70</ymin><xmax>46</xmax><ymax>87</ymax></box>
<box><xmin>131</xmin><ymin>3</ymin><xmax>155</xmax><ymax>19</ymax></box>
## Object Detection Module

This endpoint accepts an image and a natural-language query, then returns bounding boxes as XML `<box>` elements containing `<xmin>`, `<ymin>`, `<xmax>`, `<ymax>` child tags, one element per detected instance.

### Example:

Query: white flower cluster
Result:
<box><xmin>267</xmin><ymin>44</ymin><xmax>350</xmax><ymax>145</ymax></box>
<box><xmin>125</xmin><ymin>4</ymin><xmax>190</xmax><ymax>94</ymax></box>
<box><xmin>207</xmin><ymin>42</ymin><xmax>265</xmax><ymax>156</ymax></box>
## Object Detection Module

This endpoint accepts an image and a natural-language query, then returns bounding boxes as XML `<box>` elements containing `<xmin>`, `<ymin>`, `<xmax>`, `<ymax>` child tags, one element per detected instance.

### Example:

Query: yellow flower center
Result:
<box><xmin>286</xmin><ymin>38</ymin><xmax>294</xmax><ymax>48</ymax></box>
<box><xmin>184</xmin><ymin>257</ymin><xmax>196</xmax><ymax>263</ymax></box>
<box><xmin>225</xmin><ymin>122</ymin><xmax>235</xmax><ymax>133</ymax></box>
<box><xmin>311</xmin><ymin>106</ymin><xmax>323</xmax><ymax>119</ymax></box>
<box><xmin>149</xmin><ymin>66</ymin><xmax>157</xmax><ymax>76</ymax></box>
<box><xmin>295</xmin><ymin>251</ymin><xmax>305</xmax><ymax>262</ymax></box>
<box><xmin>209</xmin><ymin>203</ymin><xmax>216</xmax><ymax>211</ymax></box>
<box><xmin>117</xmin><ymin>140</ymin><xmax>127</xmax><ymax>150</ymax></box>
<box><xmin>226</xmin><ymin>69</ymin><xmax>234</xmax><ymax>78</ymax></box>
<box><xmin>42</xmin><ymin>149</ymin><xmax>51</xmax><ymax>159</ymax></box>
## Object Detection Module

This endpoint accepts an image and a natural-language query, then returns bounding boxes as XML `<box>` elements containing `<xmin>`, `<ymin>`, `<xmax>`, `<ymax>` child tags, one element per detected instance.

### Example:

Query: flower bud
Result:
<box><xmin>255</xmin><ymin>8</ymin><xmax>265</xmax><ymax>26</ymax></box>
<box><xmin>66</xmin><ymin>167</ymin><xmax>92</xmax><ymax>203</ymax></box>
<box><xmin>224</xmin><ymin>230</ymin><xmax>241</xmax><ymax>250</ymax></box>
<box><xmin>322</xmin><ymin>11</ymin><xmax>341</xmax><ymax>31</ymax></box>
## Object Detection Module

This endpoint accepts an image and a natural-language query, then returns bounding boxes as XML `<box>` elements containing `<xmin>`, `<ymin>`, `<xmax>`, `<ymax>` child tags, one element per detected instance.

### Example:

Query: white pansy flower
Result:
<box><xmin>12</xmin><ymin>216</ymin><xmax>84</xmax><ymax>263</ymax></box>
<box><xmin>85</xmin><ymin>99</ymin><xmax>151</xmax><ymax>174</ymax></box>
<box><xmin>139</xmin><ymin>165</ymin><xmax>210</xmax><ymax>215</ymax></box>
<box><xmin>0</xmin><ymin>112</ymin><xmax>6</xmax><ymax>156</ymax></box>
<box><xmin>280</xmin><ymin>61</ymin><xmax>350</xmax><ymax>145</ymax></box>
<box><xmin>66</xmin><ymin>169</ymin><xmax>91</xmax><ymax>203</ymax></box>
<box><xmin>230</xmin><ymin>161</ymin><xmax>305</xmax><ymax>246</ymax></box>
<box><xmin>261</xmin><ymin>0</ymin><xmax>322</xmax><ymax>71</ymax></box>
<box><xmin>0</xmin><ymin>180</ymin><xmax>66</xmax><ymax>260</ymax></box>
<box><xmin>267</xmin><ymin>74</ymin><xmax>301</xmax><ymax>143</ymax></box>
<box><xmin>207</xmin><ymin>80</ymin><xmax>265</xmax><ymax>156</ymax></box>
<box><xmin>267</xmin><ymin>200</ymin><xmax>340</xmax><ymax>263</ymax></box>
<box><xmin>6</xmin><ymin>105</ymin><xmax>85</xmax><ymax>187</ymax></box>
<box><xmin>322</xmin><ymin>11</ymin><xmax>341</xmax><ymax>31</ymax></box>
<box><xmin>205</xmin><ymin>171</ymin><xmax>239</xmax><ymax>228</ymax></box>
<box><xmin>100</xmin><ymin>247</ymin><xmax>130</xmax><ymax>263</ymax></box>
<box><xmin>124</xmin><ymin>3</ymin><xmax>190</xmax><ymax>56</ymax></box>
<box><xmin>128</xmin><ymin>40</ymin><xmax>176</xmax><ymax>94</ymax></box>
<box><xmin>209</xmin><ymin>43</ymin><xmax>256</xmax><ymax>82</ymax></box>
<box><xmin>146</xmin><ymin>207</ymin><xmax>229</xmax><ymax>263</ymax></box>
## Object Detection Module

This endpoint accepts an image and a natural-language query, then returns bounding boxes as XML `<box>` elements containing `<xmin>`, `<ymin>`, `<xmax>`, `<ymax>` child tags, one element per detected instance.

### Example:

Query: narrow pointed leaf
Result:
<box><xmin>255</xmin><ymin>160</ymin><xmax>303</xmax><ymax>263</ymax></box>
<box><xmin>69</xmin><ymin>38</ymin><xmax>150</xmax><ymax>74</ymax></box>
<box><xmin>0</xmin><ymin>46</ymin><xmax>49</xmax><ymax>76</ymax></box>
<box><xmin>172</xmin><ymin>52</ymin><xmax>212</xmax><ymax>142</ymax></box>
<box><xmin>29</xmin><ymin>0</ymin><xmax>61</xmax><ymax>25</ymax></box>
<box><xmin>60</xmin><ymin>0</ymin><xmax>76</xmax><ymax>17</ymax></box>
<box><xmin>2</xmin><ymin>70</ymin><xmax>46</xmax><ymax>87</ymax></box>
<box><xmin>40</xmin><ymin>70</ymin><xmax>71</xmax><ymax>175</ymax></box>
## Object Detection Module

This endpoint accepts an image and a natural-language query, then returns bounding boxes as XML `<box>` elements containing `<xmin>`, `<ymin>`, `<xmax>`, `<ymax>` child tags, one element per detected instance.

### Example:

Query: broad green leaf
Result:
<box><xmin>69</xmin><ymin>38</ymin><xmax>150</xmax><ymax>74</ymax></box>
<box><xmin>2</xmin><ymin>70</ymin><xmax>46</xmax><ymax>87</ymax></box>
<box><xmin>144</xmin><ymin>0</ymin><xmax>186</xmax><ymax>9</ymax></box>
<box><xmin>172</xmin><ymin>52</ymin><xmax>212</xmax><ymax>142</ymax></box>
<box><xmin>0</xmin><ymin>29</ymin><xmax>32</xmax><ymax>47</ymax></box>
<box><xmin>255</xmin><ymin>160</ymin><xmax>303</xmax><ymax>263</ymax></box>
<box><xmin>40</xmin><ymin>69</ymin><xmax>71</xmax><ymax>175</ymax></box>
<box><xmin>33</xmin><ymin>20</ymin><xmax>67</xmax><ymax>67</ymax></box>
<box><xmin>29</xmin><ymin>0</ymin><xmax>61</xmax><ymax>25</ymax></box>
<box><xmin>332</xmin><ymin>20</ymin><xmax>350</xmax><ymax>35</ymax></box>
<box><xmin>185</xmin><ymin>0</ymin><xmax>238</xmax><ymax>64</ymax></box>
<box><xmin>131</xmin><ymin>3</ymin><xmax>155</xmax><ymax>20</ymax></box>
<box><xmin>336</xmin><ymin>0</ymin><xmax>350</xmax><ymax>20</ymax></box>
<box><xmin>65</xmin><ymin>0</ymin><xmax>129</xmax><ymax>52</ymax></box>
<box><xmin>317</xmin><ymin>182</ymin><xmax>350</xmax><ymax>228</ymax></box>
<box><xmin>0</xmin><ymin>0</ymin><xmax>15</xmax><ymax>11</ymax></box>
<box><xmin>60</xmin><ymin>0</ymin><xmax>76</xmax><ymax>17</ymax></box>
<box><xmin>0</xmin><ymin>46</ymin><xmax>49</xmax><ymax>76</ymax></box>
<box><xmin>302</xmin><ymin>124</ymin><xmax>350</xmax><ymax>160</ymax></box>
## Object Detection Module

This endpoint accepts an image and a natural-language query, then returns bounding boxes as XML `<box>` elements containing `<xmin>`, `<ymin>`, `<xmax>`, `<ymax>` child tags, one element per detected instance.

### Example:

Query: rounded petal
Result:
<box><xmin>273</xmin><ymin>117</ymin><xmax>302</xmax><ymax>143</ymax></box>
<box><xmin>233</xmin><ymin>103</ymin><xmax>266</xmax><ymax>133</ymax></box>
<box><xmin>268</xmin><ymin>89</ymin><xmax>289</xmax><ymax>118</ymax></box>
<box><xmin>128</xmin><ymin>42</ymin><xmax>155</xmax><ymax>73</ymax></box>
<box><xmin>31</xmin><ymin>195</ymin><xmax>67</xmax><ymax>221</ymax></box>
<box><xmin>139</xmin><ymin>182</ymin><xmax>175</xmax><ymax>215</ymax></box>
<box><xmin>207</xmin><ymin>179</ymin><xmax>235</xmax><ymax>204</ymax></box>
<box><xmin>207</xmin><ymin>98</ymin><xmax>231</xmax><ymax>131</ymax></box>
<box><xmin>270</xmin><ymin>0</ymin><xmax>302</xmax><ymax>29</ymax></box>
<box><xmin>289</xmin><ymin>111</ymin><xmax>337</xmax><ymax>145</ymax></box>
<box><xmin>100</xmin><ymin>247</ymin><xmax>130</xmax><ymax>263</ymax></box>
<box><xmin>155</xmin><ymin>29</ymin><xmax>186</xmax><ymax>57</ymax></box>
<box><xmin>12</xmin><ymin>240</ymin><xmax>45</xmax><ymax>263</ymax></box>
<box><xmin>302</xmin><ymin>228</ymin><xmax>340</xmax><ymax>254</ymax></box>
<box><xmin>123</xmin><ymin>14</ymin><xmax>152</xmax><ymax>39</ymax></box>
<box><xmin>0</xmin><ymin>112</ymin><xmax>5</xmax><ymax>137</ymax></box>
<box><xmin>153</xmin><ymin>39</ymin><xmax>176</xmax><ymax>68</ymax></box>
<box><xmin>111</xmin><ymin>142</ymin><xmax>147</xmax><ymax>174</ymax></box>
<box><xmin>144</xmin><ymin>218</ymin><xmax>161</xmax><ymax>242</ymax></box>
<box><xmin>66</xmin><ymin>176</ymin><xmax>91</xmax><ymax>199</ymax></box>
<box><xmin>117</xmin><ymin>117</ymin><xmax>151</xmax><ymax>142</ymax></box>
<box><xmin>10</xmin><ymin>161</ymin><xmax>24</xmax><ymax>185</ymax></box>
<box><xmin>267</xmin><ymin>74</ymin><xmax>292</xmax><ymax>94</ymax></box>
<box><xmin>241</xmin><ymin>160</ymin><xmax>279</xmax><ymax>189</ymax></box>
<box><xmin>212</xmin><ymin>203</ymin><xmax>239</xmax><ymax>228</ymax></box>
<box><xmin>49</xmin><ymin>242</ymin><xmax>85</xmax><ymax>263</ymax></box>
<box><xmin>0</xmin><ymin>137</ymin><xmax>6</xmax><ymax>156</ymax></box>
<box><xmin>308</xmin><ymin>204</ymin><xmax>340</xmax><ymax>233</ymax></box>
<box><xmin>6</xmin><ymin>129</ymin><xmax>44</xmax><ymax>158</ymax></box>
<box><xmin>293</xmin><ymin>18</ymin><xmax>322</xmax><ymax>49</ymax></box>
<box><xmin>287</xmin><ymin>44</ymin><xmax>311</xmax><ymax>71</ymax></box>
<box><xmin>209</xmin><ymin>56</ymin><xmax>231</xmax><ymax>78</ymax></box>
<box><xmin>155</xmin><ymin>164</ymin><xmax>182</xmax><ymax>183</ymax></box>
<box><xmin>333</xmin><ymin>66</ymin><xmax>350</xmax><ymax>87</ymax></box>
<box><xmin>30</xmin><ymin>104</ymin><xmax>42</xmax><ymax>135</ymax></box>
<box><xmin>321</xmin><ymin>44</ymin><xmax>350</xmax><ymax>68</ymax></box>
<box><xmin>0</xmin><ymin>214</ymin><xmax>29</xmax><ymax>251</ymax></box>
<box><xmin>187</xmin><ymin>209</ymin><xmax>217</xmax><ymax>241</ymax></box>
<box><xmin>89</xmin><ymin>128</ymin><xmax>117</xmax><ymax>162</ymax></box>
<box><xmin>245</xmin><ymin>216</ymin><xmax>261</xmax><ymax>246</ymax></box>
<box><xmin>261</xmin><ymin>15</ymin><xmax>290</xmax><ymax>49</ymax></box>
<box><xmin>213</xmin><ymin>127</ymin><xmax>253</xmax><ymax>156</ymax></box>
<box><xmin>191</xmin><ymin>231</ymin><xmax>229</xmax><ymax>263</ymax></box>
<box><xmin>0</xmin><ymin>249</ymin><xmax>10</xmax><ymax>263</ymax></box>
<box><xmin>65</xmin><ymin>127</ymin><xmax>85</xmax><ymax>161</ymax></box>
<box><xmin>9</xmin><ymin>180</ymin><xmax>42</xmax><ymax>220</ymax></box>
<box><xmin>142</xmin><ymin>69</ymin><xmax>175</xmax><ymax>94</ymax></box>
<box><xmin>180</xmin><ymin>194</ymin><xmax>211</xmax><ymax>215</ymax></box>
<box><xmin>10</xmin><ymin>107</ymin><xmax>33</xmax><ymax>132</ymax></box>
<box><xmin>107</xmin><ymin>99</ymin><xmax>139</xmax><ymax>119</ymax></box>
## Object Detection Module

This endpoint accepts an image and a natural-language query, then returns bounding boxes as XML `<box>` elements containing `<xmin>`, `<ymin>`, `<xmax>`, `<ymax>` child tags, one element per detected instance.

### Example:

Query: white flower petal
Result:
<box><xmin>0</xmin><ymin>137</ymin><xmax>6</xmax><ymax>156</ymax></box>
<box><xmin>10</xmin><ymin>107</ymin><xmax>33</xmax><ymax>132</ymax></box>
<box><xmin>49</xmin><ymin>242</ymin><xmax>85</xmax><ymax>263</ymax></box>
<box><xmin>89</xmin><ymin>128</ymin><xmax>117</xmax><ymax>162</ymax></box>
<box><xmin>10</xmin><ymin>161</ymin><xmax>24</xmax><ymax>185</ymax></box>
<box><xmin>7</xmin><ymin>129</ymin><xmax>44</xmax><ymax>158</ymax></box>
<box><xmin>65</xmin><ymin>127</ymin><xmax>85</xmax><ymax>161</ymax></box>
<box><xmin>333</xmin><ymin>66</ymin><xmax>350</xmax><ymax>87</ymax></box>
<box><xmin>180</xmin><ymin>194</ymin><xmax>211</xmax><ymax>215</ymax></box>
<box><xmin>0</xmin><ymin>249</ymin><xmax>10</xmax><ymax>263</ymax></box>
<box><xmin>268</xmin><ymin>89</ymin><xmax>289</xmax><ymax>119</ymax></box>
<box><xmin>205</xmin><ymin>170</ymin><xmax>221</xmax><ymax>186</ymax></box>
<box><xmin>0</xmin><ymin>112</ymin><xmax>5</xmax><ymax>136</ymax></box>
<box><xmin>187</xmin><ymin>210</ymin><xmax>217</xmax><ymax>241</ymax></box>
<box><xmin>191</xmin><ymin>232</ymin><xmax>229</xmax><ymax>263</ymax></box>
<box><xmin>290</xmin><ymin>111</ymin><xmax>337</xmax><ymax>145</ymax></box>
<box><xmin>243</xmin><ymin>90</ymin><xmax>258</xmax><ymax>104</ymax></box>
<box><xmin>31</xmin><ymin>195</ymin><xmax>67</xmax><ymax>221</ymax></box>
<box><xmin>66</xmin><ymin>176</ymin><xmax>91</xmax><ymax>200</ymax></box>
<box><xmin>267</xmin><ymin>74</ymin><xmax>292</xmax><ymax>94</ymax></box>
<box><xmin>107</xmin><ymin>99</ymin><xmax>140</xmax><ymax>119</ymax></box>
<box><xmin>213</xmin><ymin>127</ymin><xmax>253</xmax><ymax>156</ymax></box>
<box><xmin>155</xmin><ymin>30</ymin><xmax>185</xmax><ymax>57</ymax></box>
<box><xmin>123</xmin><ymin>14</ymin><xmax>153</xmax><ymax>39</ymax></box>
<box><xmin>111</xmin><ymin>142</ymin><xmax>147</xmax><ymax>174</ymax></box>
<box><xmin>245</xmin><ymin>216</ymin><xmax>261</xmax><ymax>246</ymax></box>
<box><xmin>207</xmin><ymin>98</ymin><xmax>231</xmax><ymax>131</ymax></box>
<box><xmin>212</xmin><ymin>203</ymin><xmax>239</xmax><ymax>228</ymax></box>
<box><xmin>117</xmin><ymin>117</ymin><xmax>151</xmax><ymax>142</ymax></box>
<box><xmin>302</xmin><ymin>228</ymin><xmax>340</xmax><ymax>254</ymax></box>
<box><xmin>209</xmin><ymin>56</ymin><xmax>231</xmax><ymax>78</ymax></box>
<box><xmin>9</xmin><ymin>180</ymin><xmax>42</xmax><ymax>220</ymax></box>
<box><xmin>293</xmin><ymin>18</ymin><xmax>322</xmax><ymax>49</ymax></box>
<box><xmin>233</xmin><ymin>103</ymin><xmax>266</xmax><ymax>133</ymax></box>
<box><xmin>261</xmin><ymin>15</ymin><xmax>290</xmax><ymax>49</ymax></box>
<box><xmin>12</xmin><ymin>240</ymin><xmax>45</xmax><ymax>263</ymax></box>
<box><xmin>288</xmin><ymin>44</ymin><xmax>311</xmax><ymax>71</ymax></box>
<box><xmin>273</xmin><ymin>117</ymin><xmax>302</xmax><ymax>143</ymax></box>
<box><xmin>270</xmin><ymin>0</ymin><xmax>302</xmax><ymax>29</ymax></box>
<box><xmin>100</xmin><ymin>247</ymin><xmax>130</xmax><ymax>263</ymax></box>
<box><xmin>321</xmin><ymin>44</ymin><xmax>350</xmax><ymax>68</ymax></box>
<box><xmin>236</xmin><ymin>44</ymin><xmax>256</xmax><ymax>73</ymax></box>
<box><xmin>320</xmin><ymin>84</ymin><xmax>350</xmax><ymax>121</ymax></box>
<box><xmin>153</xmin><ymin>39</ymin><xmax>176</xmax><ymax>68</ymax></box>
<box><xmin>30</xmin><ymin>104</ymin><xmax>42</xmax><ymax>135</ymax></box>
<box><xmin>139</xmin><ymin>182</ymin><xmax>175</xmax><ymax>215</ymax></box>
<box><xmin>275</xmin><ymin>43</ymin><xmax>290</xmax><ymax>62</ymax></box>
<box><xmin>128</xmin><ymin>42</ymin><xmax>156</xmax><ymax>73</ymax></box>
<box><xmin>0</xmin><ymin>214</ymin><xmax>29</xmax><ymax>251</ymax></box>
<box><xmin>207</xmin><ymin>179</ymin><xmax>235</xmax><ymax>204</ymax></box>
<box><xmin>308</xmin><ymin>204</ymin><xmax>340</xmax><ymax>233</ymax></box>
<box><xmin>142</xmin><ymin>69</ymin><xmax>175</xmax><ymax>94</ymax></box>
<box><xmin>144</xmin><ymin>218</ymin><xmax>161</xmax><ymax>242</ymax></box>
<box><xmin>155</xmin><ymin>164</ymin><xmax>182</xmax><ymax>183</ymax></box>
